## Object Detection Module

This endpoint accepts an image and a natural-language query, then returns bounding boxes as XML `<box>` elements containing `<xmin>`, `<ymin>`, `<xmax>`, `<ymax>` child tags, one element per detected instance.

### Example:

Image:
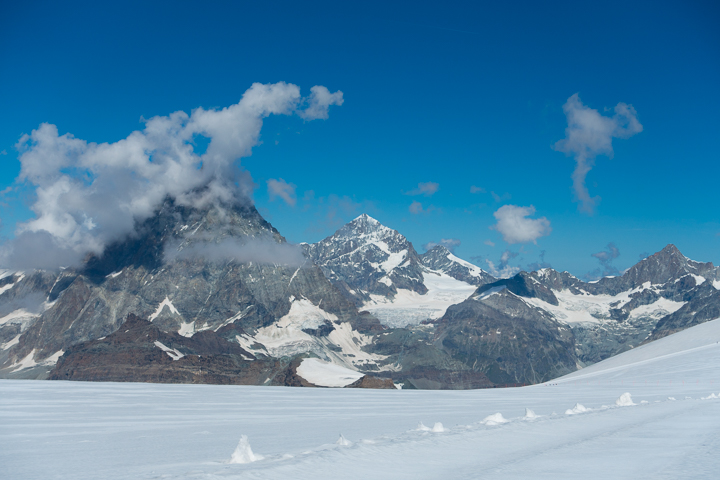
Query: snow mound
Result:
<box><xmin>701</xmin><ymin>393</ymin><xmax>718</xmax><ymax>400</ymax></box>
<box><xmin>431</xmin><ymin>422</ymin><xmax>444</xmax><ymax>433</ymax></box>
<box><xmin>416</xmin><ymin>422</ymin><xmax>430</xmax><ymax>431</ymax></box>
<box><xmin>524</xmin><ymin>408</ymin><xmax>538</xmax><ymax>419</ymax></box>
<box><xmin>615</xmin><ymin>392</ymin><xmax>635</xmax><ymax>407</ymax></box>
<box><xmin>229</xmin><ymin>435</ymin><xmax>263</xmax><ymax>464</ymax></box>
<box><xmin>481</xmin><ymin>413</ymin><xmax>508</xmax><ymax>425</ymax></box>
<box><xmin>565</xmin><ymin>403</ymin><xmax>589</xmax><ymax>415</ymax></box>
<box><xmin>336</xmin><ymin>434</ymin><xmax>352</xmax><ymax>446</ymax></box>
<box><xmin>668</xmin><ymin>397</ymin><xmax>676</xmax><ymax>401</ymax></box>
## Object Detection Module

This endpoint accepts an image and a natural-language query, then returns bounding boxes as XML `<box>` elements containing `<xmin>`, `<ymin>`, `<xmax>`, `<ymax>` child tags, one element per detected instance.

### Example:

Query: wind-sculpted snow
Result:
<box><xmin>2</xmin><ymin>318</ymin><xmax>719</xmax><ymax>479</ymax></box>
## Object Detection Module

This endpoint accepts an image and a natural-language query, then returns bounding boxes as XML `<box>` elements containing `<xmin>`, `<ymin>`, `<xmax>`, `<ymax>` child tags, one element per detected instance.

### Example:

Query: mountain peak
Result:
<box><xmin>335</xmin><ymin>214</ymin><xmax>395</xmax><ymax>240</ymax></box>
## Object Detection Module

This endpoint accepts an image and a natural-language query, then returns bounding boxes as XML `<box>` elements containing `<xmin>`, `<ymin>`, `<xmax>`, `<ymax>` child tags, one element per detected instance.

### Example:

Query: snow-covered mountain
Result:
<box><xmin>303</xmin><ymin>214</ymin><xmax>495</xmax><ymax>327</ymax></box>
<box><xmin>441</xmin><ymin>245</ymin><xmax>720</xmax><ymax>371</ymax></box>
<box><xmin>2</xmin><ymin>203</ymin><xmax>719</xmax><ymax>390</ymax></box>
<box><xmin>0</xmin><ymin>200</ymin><xmax>398</xmax><ymax>384</ymax></box>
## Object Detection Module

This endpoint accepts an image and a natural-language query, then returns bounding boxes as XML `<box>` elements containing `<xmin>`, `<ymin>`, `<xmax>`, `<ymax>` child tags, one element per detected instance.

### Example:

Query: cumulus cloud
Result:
<box><xmin>0</xmin><ymin>82</ymin><xmax>343</xmax><ymax>269</ymax></box>
<box><xmin>484</xmin><ymin>239</ymin><xmax>495</xmax><ymax>247</ymax></box>
<box><xmin>267</xmin><ymin>178</ymin><xmax>297</xmax><ymax>207</ymax></box>
<box><xmin>554</xmin><ymin>93</ymin><xmax>643</xmax><ymax>214</ymax></box>
<box><xmin>297</xmin><ymin>86</ymin><xmax>344</xmax><ymax>120</ymax></box>
<box><xmin>422</xmin><ymin>238</ymin><xmax>461</xmax><ymax>253</ymax></box>
<box><xmin>164</xmin><ymin>237</ymin><xmax>305</xmax><ymax>266</ymax></box>
<box><xmin>405</xmin><ymin>182</ymin><xmax>439</xmax><ymax>196</ymax></box>
<box><xmin>470</xmin><ymin>185</ymin><xmax>485</xmax><ymax>194</ymax></box>
<box><xmin>491</xmin><ymin>205</ymin><xmax>551</xmax><ymax>244</ymax></box>
<box><xmin>587</xmin><ymin>242</ymin><xmax>621</xmax><ymax>278</ymax></box>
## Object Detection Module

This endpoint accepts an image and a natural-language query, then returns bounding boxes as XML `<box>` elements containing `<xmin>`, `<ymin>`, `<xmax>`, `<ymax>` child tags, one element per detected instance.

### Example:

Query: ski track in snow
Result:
<box><xmin>2</xmin><ymin>318</ymin><xmax>720</xmax><ymax>479</ymax></box>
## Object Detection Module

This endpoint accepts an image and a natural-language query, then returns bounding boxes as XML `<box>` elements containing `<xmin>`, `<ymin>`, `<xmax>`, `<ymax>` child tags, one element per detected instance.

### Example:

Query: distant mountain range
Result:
<box><xmin>1</xmin><ymin>202</ymin><xmax>718</xmax><ymax>389</ymax></box>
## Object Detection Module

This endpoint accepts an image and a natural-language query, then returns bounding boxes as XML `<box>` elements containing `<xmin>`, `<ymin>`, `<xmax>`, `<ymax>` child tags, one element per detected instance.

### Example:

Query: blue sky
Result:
<box><xmin>1</xmin><ymin>0</ymin><xmax>718</xmax><ymax>277</ymax></box>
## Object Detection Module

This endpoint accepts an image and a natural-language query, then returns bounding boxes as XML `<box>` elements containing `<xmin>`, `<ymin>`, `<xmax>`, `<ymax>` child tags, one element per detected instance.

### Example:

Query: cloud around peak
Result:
<box><xmin>0</xmin><ymin>82</ymin><xmax>343</xmax><ymax>270</ymax></box>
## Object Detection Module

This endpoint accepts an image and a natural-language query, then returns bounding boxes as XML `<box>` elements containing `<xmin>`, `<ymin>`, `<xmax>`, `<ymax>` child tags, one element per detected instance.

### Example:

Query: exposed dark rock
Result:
<box><xmin>49</xmin><ymin>313</ymin><xmax>283</xmax><ymax>385</ymax></box>
<box><xmin>346</xmin><ymin>375</ymin><xmax>396</xmax><ymax>389</ymax></box>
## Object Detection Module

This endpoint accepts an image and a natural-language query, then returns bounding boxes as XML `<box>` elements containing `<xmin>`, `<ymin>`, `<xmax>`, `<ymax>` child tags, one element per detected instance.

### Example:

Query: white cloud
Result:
<box><xmin>554</xmin><ymin>93</ymin><xmax>643</xmax><ymax>214</ymax></box>
<box><xmin>409</xmin><ymin>201</ymin><xmax>424</xmax><ymax>214</ymax></box>
<box><xmin>491</xmin><ymin>205</ymin><xmax>551</xmax><ymax>244</ymax></box>
<box><xmin>484</xmin><ymin>239</ymin><xmax>495</xmax><ymax>247</ymax></box>
<box><xmin>470</xmin><ymin>185</ymin><xmax>485</xmax><ymax>194</ymax></box>
<box><xmin>405</xmin><ymin>182</ymin><xmax>439</xmax><ymax>196</ymax></box>
<box><xmin>267</xmin><ymin>178</ymin><xmax>297</xmax><ymax>207</ymax></box>
<box><xmin>297</xmin><ymin>86</ymin><xmax>344</xmax><ymax>120</ymax></box>
<box><xmin>1</xmin><ymin>82</ymin><xmax>343</xmax><ymax>269</ymax></box>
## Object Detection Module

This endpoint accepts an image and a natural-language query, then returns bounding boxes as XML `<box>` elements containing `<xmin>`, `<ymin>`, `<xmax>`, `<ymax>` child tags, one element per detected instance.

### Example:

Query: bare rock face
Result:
<box><xmin>419</xmin><ymin>245</ymin><xmax>495</xmax><ymax>286</ymax></box>
<box><xmin>49</xmin><ymin>313</ymin><xmax>284</xmax><ymax>385</ymax></box>
<box><xmin>346</xmin><ymin>375</ymin><xmax>396</xmax><ymax>389</ymax></box>
<box><xmin>431</xmin><ymin>288</ymin><xmax>577</xmax><ymax>385</ymax></box>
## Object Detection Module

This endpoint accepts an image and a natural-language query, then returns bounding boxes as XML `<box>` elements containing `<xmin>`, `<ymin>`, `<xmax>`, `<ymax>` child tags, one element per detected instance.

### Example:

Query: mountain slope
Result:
<box><xmin>304</xmin><ymin>214</ymin><xmax>495</xmax><ymax>327</ymax></box>
<box><xmin>1</xmin><ymin>200</ymin><xmax>391</xmax><ymax>381</ymax></box>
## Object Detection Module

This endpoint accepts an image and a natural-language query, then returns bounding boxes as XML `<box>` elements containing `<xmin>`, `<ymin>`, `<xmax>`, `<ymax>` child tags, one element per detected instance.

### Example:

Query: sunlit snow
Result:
<box><xmin>296</xmin><ymin>358</ymin><xmax>364</xmax><ymax>387</ymax></box>
<box><xmin>2</xmin><ymin>317</ymin><xmax>719</xmax><ymax>479</ymax></box>
<box><xmin>363</xmin><ymin>271</ymin><xmax>476</xmax><ymax>327</ymax></box>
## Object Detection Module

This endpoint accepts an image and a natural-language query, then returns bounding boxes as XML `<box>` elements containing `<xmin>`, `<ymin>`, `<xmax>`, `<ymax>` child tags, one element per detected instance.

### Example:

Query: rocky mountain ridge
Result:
<box><xmin>1</xmin><ymin>207</ymin><xmax>718</xmax><ymax>390</ymax></box>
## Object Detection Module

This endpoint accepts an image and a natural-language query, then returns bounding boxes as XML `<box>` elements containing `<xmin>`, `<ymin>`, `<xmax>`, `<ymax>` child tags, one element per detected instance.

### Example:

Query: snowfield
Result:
<box><xmin>363</xmin><ymin>271</ymin><xmax>477</xmax><ymax>327</ymax></box>
<box><xmin>2</xmin><ymin>318</ymin><xmax>720</xmax><ymax>479</ymax></box>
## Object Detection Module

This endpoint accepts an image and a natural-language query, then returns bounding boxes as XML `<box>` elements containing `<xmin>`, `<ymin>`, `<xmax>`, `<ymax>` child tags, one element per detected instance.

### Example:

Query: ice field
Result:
<box><xmin>2</xmin><ymin>318</ymin><xmax>720</xmax><ymax>479</ymax></box>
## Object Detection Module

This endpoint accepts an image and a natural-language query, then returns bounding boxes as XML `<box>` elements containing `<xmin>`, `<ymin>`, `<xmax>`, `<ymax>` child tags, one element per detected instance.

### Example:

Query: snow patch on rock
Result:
<box><xmin>149</xmin><ymin>297</ymin><xmax>180</xmax><ymax>321</ymax></box>
<box><xmin>154</xmin><ymin>341</ymin><xmax>184</xmax><ymax>360</ymax></box>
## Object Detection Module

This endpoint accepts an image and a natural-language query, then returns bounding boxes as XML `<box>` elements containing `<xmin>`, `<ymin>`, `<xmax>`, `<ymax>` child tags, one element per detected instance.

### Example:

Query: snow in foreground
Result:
<box><xmin>2</xmin><ymin>319</ymin><xmax>720</xmax><ymax>479</ymax></box>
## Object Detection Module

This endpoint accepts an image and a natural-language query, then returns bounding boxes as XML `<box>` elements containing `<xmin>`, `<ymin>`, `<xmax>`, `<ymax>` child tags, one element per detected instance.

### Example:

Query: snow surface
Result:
<box><xmin>524</xmin><ymin>285</ymin><xmax>685</xmax><ymax>325</ymax></box>
<box><xmin>148</xmin><ymin>296</ymin><xmax>180</xmax><ymax>321</ymax></box>
<box><xmin>0</xmin><ymin>308</ymin><xmax>38</xmax><ymax>326</ymax></box>
<box><xmin>295</xmin><ymin>358</ymin><xmax>364</xmax><ymax>387</ymax></box>
<box><xmin>363</xmin><ymin>271</ymin><xmax>476</xmax><ymax>327</ymax></box>
<box><xmin>2</xmin><ymin>318</ymin><xmax>720</xmax><ymax>479</ymax></box>
<box><xmin>0</xmin><ymin>281</ymin><xmax>15</xmax><ymax>295</ymax></box>
<box><xmin>235</xmin><ymin>299</ymin><xmax>391</xmax><ymax>372</ymax></box>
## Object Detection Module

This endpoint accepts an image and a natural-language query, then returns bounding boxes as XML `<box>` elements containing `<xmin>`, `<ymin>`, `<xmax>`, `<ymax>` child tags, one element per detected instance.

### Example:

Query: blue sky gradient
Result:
<box><xmin>1</xmin><ymin>0</ymin><xmax>718</xmax><ymax>277</ymax></box>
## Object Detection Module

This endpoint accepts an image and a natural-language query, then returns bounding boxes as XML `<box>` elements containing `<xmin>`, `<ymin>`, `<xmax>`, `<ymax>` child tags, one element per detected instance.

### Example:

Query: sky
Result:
<box><xmin>0</xmin><ymin>0</ymin><xmax>718</xmax><ymax>278</ymax></box>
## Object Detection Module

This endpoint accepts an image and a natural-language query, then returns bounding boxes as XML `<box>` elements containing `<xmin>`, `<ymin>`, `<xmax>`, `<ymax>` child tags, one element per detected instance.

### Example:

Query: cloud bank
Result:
<box><xmin>554</xmin><ymin>93</ymin><xmax>643</xmax><ymax>214</ymax></box>
<box><xmin>164</xmin><ymin>237</ymin><xmax>305</xmax><ymax>267</ymax></box>
<box><xmin>491</xmin><ymin>205</ymin><xmax>551</xmax><ymax>244</ymax></box>
<box><xmin>0</xmin><ymin>82</ymin><xmax>343</xmax><ymax>269</ymax></box>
